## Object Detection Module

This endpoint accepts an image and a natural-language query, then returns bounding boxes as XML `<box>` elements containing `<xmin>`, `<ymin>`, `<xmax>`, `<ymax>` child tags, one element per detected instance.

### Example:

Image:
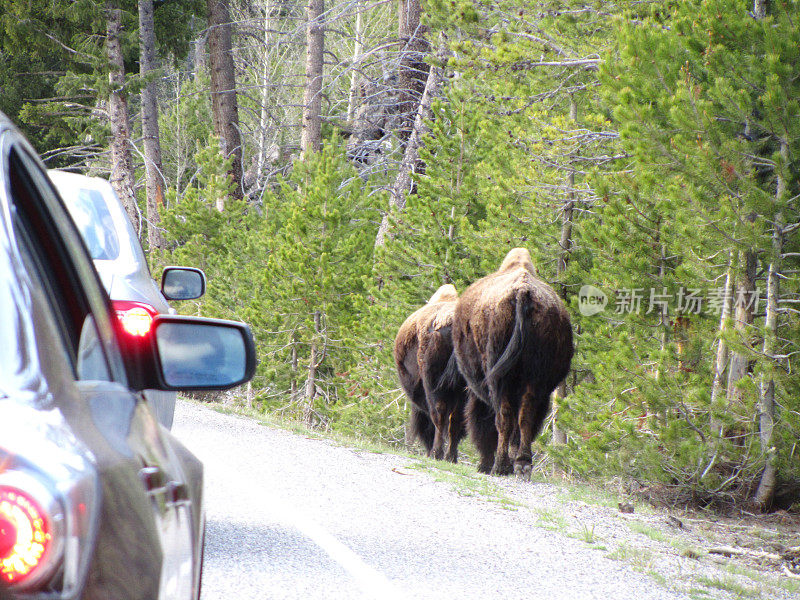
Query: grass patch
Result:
<box><xmin>534</xmin><ymin>507</ymin><xmax>568</xmax><ymax>532</ymax></box>
<box><xmin>550</xmin><ymin>480</ymin><xmax>619</xmax><ymax>509</ymax></box>
<box><xmin>197</xmin><ymin>398</ymin><xmax>416</xmax><ymax>456</ymax></box>
<box><xmin>681</xmin><ymin>547</ymin><xmax>703</xmax><ymax>560</ymax></box>
<box><xmin>589</xmin><ymin>543</ymin><xmax>608</xmax><ymax>551</ymax></box>
<box><xmin>649</xmin><ymin>571</ymin><xmax>668</xmax><ymax>587</ymax></box>
<box><xmin>407</xmin><ymin>460</ymin><xmax>523</xmax><ymax>509</ymax></box>
<box><xmin>721</xmin><ymin>562</ymin><xmax>800</xmax><ymax>597</ymax></box>
<box><xmin>695</xmin><ymin>575</ymin><xmax>760</xmax><ymax>598</ymax></box>
<box><xmin>578</xmin><ymin>522</ymin><xmax>597</xmax><ymax>543</ymax></box>
<box><xmin>627</xmin><ymin>521</ymin><xmax>669</xmax><ymax>543</ymax></box>
<box><xmin>608</xmin><ymin>544</ymin><xmax>654</xmax><ymax>571</ymax></box>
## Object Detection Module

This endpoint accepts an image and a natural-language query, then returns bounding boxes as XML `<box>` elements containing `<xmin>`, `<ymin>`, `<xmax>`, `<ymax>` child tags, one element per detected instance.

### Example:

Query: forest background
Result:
<box><xmin>1</xmin><ymin>0</ymin><xmax>798</xmax><ymax>512</ymax></box>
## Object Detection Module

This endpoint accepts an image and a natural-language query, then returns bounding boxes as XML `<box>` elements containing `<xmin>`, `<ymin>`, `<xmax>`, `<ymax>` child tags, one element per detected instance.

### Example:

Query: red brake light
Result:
<box><xmin>0</xmin><ymin>487</ymin><xmax>51</xmax><ymax>585</ymax></box>
<box><xmin>112</xmin><ymin>300</ymin><xmax>158</xmax><ymax>337</ymax></box>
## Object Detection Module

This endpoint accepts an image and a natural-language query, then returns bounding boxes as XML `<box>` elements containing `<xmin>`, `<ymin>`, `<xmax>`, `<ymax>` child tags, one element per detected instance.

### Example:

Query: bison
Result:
<box><xmin>394</xmin><ymin>284</ymin><xmax>467</xmax><ymax>462</ymax></box>
<box><xmin>453</xmin><ymin>248</ymin><xmax>573</xmax><ymax>476</ymax></box>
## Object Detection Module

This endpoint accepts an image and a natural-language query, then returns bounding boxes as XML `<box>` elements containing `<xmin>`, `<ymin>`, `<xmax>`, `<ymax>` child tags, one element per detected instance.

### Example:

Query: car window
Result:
<box><xmin>59</xmin><ymin>186</ymin><xmax>121</xmax><ymax>261</ymax></box>
<box><xmin>6</xmin><ymin>144</ymin><xmax>127</xmax><ymax>384</ymax></box>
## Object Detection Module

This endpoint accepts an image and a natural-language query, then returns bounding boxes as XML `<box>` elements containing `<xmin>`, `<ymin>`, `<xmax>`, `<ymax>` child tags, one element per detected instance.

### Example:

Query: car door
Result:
<box><xmin>3</xmin><ymin>136</ymin><xmax>197</xmax><ymax>599</ymax></box>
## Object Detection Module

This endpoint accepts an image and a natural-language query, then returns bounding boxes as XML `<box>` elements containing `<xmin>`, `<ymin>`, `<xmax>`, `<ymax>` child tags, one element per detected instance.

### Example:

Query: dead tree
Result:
<box><xmin>207</xmin><ymin>0</ymin><xmax>244</xmax><ymax>202</ymax></box>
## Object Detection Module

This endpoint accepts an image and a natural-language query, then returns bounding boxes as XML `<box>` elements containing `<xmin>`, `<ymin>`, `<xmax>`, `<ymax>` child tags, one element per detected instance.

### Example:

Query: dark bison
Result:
<box><xmin>453</xmin><ymin>248</ymin><xmax>573</xmax><ymax>476</ymax></box>
<box><xmin>394</xmin><ymin>284</ymin><xmax>467</xmax><ymax>462</ymax></box>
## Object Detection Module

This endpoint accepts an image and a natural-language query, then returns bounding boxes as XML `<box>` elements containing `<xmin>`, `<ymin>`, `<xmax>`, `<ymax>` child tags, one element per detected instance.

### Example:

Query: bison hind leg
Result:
<box><xmin>444</xmin><ymin>399</ymin><xmax>466</xmax><ymax>463</ymax></box>
<box><xmin>409</xmin><ymin>404</ymin><xmax>435</xmax><ymax>456</ymax></box>
<box><xmin>430</xmin><ymin>400</ymin><xmax>446</xmax><ymax>461</ymax></box>
<box><xmin>513</xmin><ymin>390</ymin><xmax>553</xmax><ymax>480</ymax></box>
<box><xmin>466</xmin><ymin>393</ymin><xmax>497</xmax><ymax>474</ymax></box>
<box><xmin>490</xmin><ymin>397</ymin><xmax>515</xmax><ymax>476</ymax></box>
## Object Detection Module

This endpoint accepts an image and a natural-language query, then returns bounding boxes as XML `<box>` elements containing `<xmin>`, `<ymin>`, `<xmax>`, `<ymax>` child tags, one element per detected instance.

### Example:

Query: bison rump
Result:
<box><xmin>453</xmin><ymin>248</ymin><xmax>573</xmax><ymax>476</ymax></box>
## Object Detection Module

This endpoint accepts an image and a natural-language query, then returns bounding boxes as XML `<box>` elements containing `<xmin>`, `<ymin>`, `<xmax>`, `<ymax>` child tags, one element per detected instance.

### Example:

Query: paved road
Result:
<box><xmin>173</xmin><ymin>400</ymin><xmax>691</xmax><ymax>600</ymax></box>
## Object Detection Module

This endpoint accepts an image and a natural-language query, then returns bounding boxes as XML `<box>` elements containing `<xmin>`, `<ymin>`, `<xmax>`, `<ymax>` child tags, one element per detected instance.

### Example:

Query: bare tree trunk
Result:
<box><xmin>304</xmin><ymin>342</ymin><xmax>318</xmax><ymax>424</ymax></box>
<box><xmin>290</xmin><ymin>335</ymin><xmax>298</xmax><ymax>398</ymax></box>
<box><xmin>552</xmin><ymin>97</ymin><xmax>577</xmax><ymax>446</ymax></box>
<box><xmin>748</xmin><ymin>0</ymin><xmax>779</xmax><ymax>513</ymax></box>
<box><xmin>304</xmin><ymin>311</ymin><xmax>322</xmax><ymax>424</ymax></box>
<box><xmin>192</xmin><ymin>32</ymin><xmax>207</xmax><ymax>77</ymax></box>
<box><xmin>725</xmin><ymin>249</ymin><xmax>757</xmax><ymax>404</ymax></box>
<box><xmin>556</xmin><ymin>98</ymin><xmax>578</xmax><ymax>282</ymax></box>
<box><xmin>754</xmin><ymin>249</ymin><xmax>779</xmax><ymax>508</ymax></box>
<box><xmin>396</xmin><ymin>0</ymin><xmax>429</xmax><ymax>144</ymax></box>
<box><xmin>207</xmin><ymin>0</ymin><xmax>243</xmax><ymax>202</ymax></box>
<box><xmin>375</xmin><ymin>59</ymin><xmax>440</xmax><ymax>247</ymax></box>
<box><xmin>346</xmin><ymin>1</ymin><xmax>364</xmax><ymax>123</ymax></box>
<box><xmin>245</xmin><ymin>381</ymin><xmax>254</xmax><ymax>409</ymax></box>
<box><xmin>139</xmin><ymin>0</ymin><xmax>165</xmax><ymax>250</ymax></box>
<box><xmin>709</xmin><ymin>256</ymin><xmax>734</xmax><ymax>439</ymax></box>
<box><xmin>256</xmin><ymin>0</ymin><xmax>273</xmax><ymax>182</ymax></box>
<box><xmin>654</xmin><ymin>241</ymin><xmax>670</xmax><ymax>385</ymax></box>
<box><xmin>106</xmin><ymin>2</ymin><xmax>139</xmax><ymax>234</ymax></box>
<box><xmin>301</xmin><ymin>0</ymin><xmax>325</xmax><ymax>157</ymax></box>
<box><xmin>753</xmin><ymin>140</ymin><xmax>787</xmax><ymax>508</ymax></box>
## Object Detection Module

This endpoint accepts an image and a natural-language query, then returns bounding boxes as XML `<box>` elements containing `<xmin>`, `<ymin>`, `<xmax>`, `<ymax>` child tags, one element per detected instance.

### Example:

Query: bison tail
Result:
<box><xmin>487</xmin><ymin>290</ymin><xmax>528</xmax><ymax>384</ymax></box>
<box><xmin>409</xmin><ymin>404</ymin><xmax>435</xmax><ymax>453</ymax></box>
<box><xmin>433</xmin><ymin>350</ymin><xmax>464</xmax><ymax>394</ymax></box>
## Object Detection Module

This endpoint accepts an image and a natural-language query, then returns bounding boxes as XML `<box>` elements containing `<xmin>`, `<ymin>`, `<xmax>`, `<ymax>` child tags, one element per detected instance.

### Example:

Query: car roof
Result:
<box><xmin>47</xmin><ymin>169</ymin><xmax>112</xmax><ymax>190</ymax></box>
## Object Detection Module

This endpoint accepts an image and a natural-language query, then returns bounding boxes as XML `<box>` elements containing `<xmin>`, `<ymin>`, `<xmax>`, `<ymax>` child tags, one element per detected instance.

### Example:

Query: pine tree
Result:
<box><xmin>561</xmin><ymin>0</ymin><xmax>800</xmax><ymax>506</ymax></box>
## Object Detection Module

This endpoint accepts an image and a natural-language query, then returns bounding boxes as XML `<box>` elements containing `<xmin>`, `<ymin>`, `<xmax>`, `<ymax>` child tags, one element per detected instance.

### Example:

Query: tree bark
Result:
<box><xmin>106</xmin><ymin>1</ymin><xmax>139</xmax><ymax>234</ymax></box>
<box><xmin>256</xmin><ymin>0</ymin><xmax>273</xmax><ymax>183</ymax></box>
<box><xmin>291</xmin><ymin>334</ymin><xmax>298</xmax><ymax>398</ymax></box>
<box><xmin>346</xmin><ymin>1</ymin><xmax>364</xmax><ymax>123</ymax></box>
<box><xmin>709</xmin><ymin>256</ymin><xmax>734</xmax><ymax>440</ymax></box>
<box><xmin>552</xmin><ymin>96</ymin><xmax>578</xmax><ymax>446</ymax></box>
<box><xmin>207</xmin><ymin>0</ymin><xmax>243</xmax><ymax>202</ymax></box>
<box><xmin>304</xmin><ymin>311</ymin><xmax>323</xmax><ymax>425</ymax></box>
<box><xmin>753</xmin><ymin>140</ymin><xmax>787</xmax><ymax>509</ymax></box>
<box><xmin>396</xmin><ymin>0</ymin><xmax>429</xmax><ymax>144</ymax></box>
<box><xmin>725</xmin><ymin>249</ymin><xmax>757</xmax><ymax>404</ymax></box>
<box><xmin>138</xmin><ymin>0</ymin><xmax>165</xmax><ymax>250</ymax></box>
<box><xmin>300</xmin><ymin>0</ymin><xmax>325</xmax><ymax>157</ymax></box>
<box><xmin>374</xmin><ymin>58</ymin><xmax>441</xmax><ymax>248</ymax></box>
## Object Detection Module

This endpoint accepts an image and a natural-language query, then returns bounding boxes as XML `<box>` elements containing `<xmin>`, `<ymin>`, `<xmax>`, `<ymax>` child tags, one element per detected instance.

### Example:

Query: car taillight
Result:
<box><xmin>113</xmin><ymin>300</ymin><xmax>158</xmax><ymax>337</ymax></box>
<box><xmin>0</xmin><ymin>474</ymin><xmax>63</xmax><ymax>589</ymax></box>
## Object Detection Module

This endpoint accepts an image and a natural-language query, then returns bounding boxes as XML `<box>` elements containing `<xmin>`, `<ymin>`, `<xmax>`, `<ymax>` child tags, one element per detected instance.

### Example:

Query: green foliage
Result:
<box><xmin>0</xmin><ymin>0</ymin><xmax>203</xmax><ymax>159</ymax></box>
<box><xmin>157</xmin><ymin>138</ymin><xmax>400</xmax><ymax>438</ymax></box>
<box><xmin>158</xmin><ymin>72</ymin><xmax>215</xmax><ymax>195</ymax></box>
<box><xmin>5</xmin><ymin>0</ymin><xmax>799</xmax><ymax>507</ymax></box>
<box><xmin>555</xmin><ymin>0</ymin><xmax>800</xmax><ymax>502</ymax></box>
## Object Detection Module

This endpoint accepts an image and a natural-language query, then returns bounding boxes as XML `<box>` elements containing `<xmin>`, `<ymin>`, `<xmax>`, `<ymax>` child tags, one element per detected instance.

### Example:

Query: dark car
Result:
<box><xmin>0</xmin><ymin>112</ymin><xmax>255</xmax><ymax>599</ymax></box>
<box><xmin>48</xmin><ymin>169</ymin><xmax>206</xmax><ymax>430</ymax></box>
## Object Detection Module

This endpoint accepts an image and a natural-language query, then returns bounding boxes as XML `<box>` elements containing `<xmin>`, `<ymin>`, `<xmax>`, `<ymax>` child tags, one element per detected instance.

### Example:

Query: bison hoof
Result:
<box><xmin>477</xmin><ymin>460</ymin><xmax>493</xmax><ymax>474</ymax></box>
<box><xmin>514</xmin><ymin>462</ymin><xmax>532</xmax><ymax>480</ymax></box>
<box><xmin>491</xmin><ymin>456</ymin><xmax>513</xmax><ymax>476</ymax></box>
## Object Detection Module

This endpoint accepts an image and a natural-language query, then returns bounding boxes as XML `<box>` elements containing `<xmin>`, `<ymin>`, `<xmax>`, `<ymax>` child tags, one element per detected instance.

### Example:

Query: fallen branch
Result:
<box><xmin>708</xmin><ymin>546</ymin><xmax>781</xmax><ymax>561</ymax></box>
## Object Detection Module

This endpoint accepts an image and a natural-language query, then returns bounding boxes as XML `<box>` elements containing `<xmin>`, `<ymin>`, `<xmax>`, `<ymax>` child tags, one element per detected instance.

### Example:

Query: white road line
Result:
<box><xmin>228</xmin><ymin>481</ymin><xmax>406</xmax><ymax>600</ymax></box>
<box><xmin>290</xmin><ymin>514</ymin><xmax>406</xmax><ymax>600</ymax></box>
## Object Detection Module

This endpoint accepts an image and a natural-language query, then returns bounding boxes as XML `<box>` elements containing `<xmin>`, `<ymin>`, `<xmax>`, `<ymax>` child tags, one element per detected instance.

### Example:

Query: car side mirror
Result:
<box><xmin>121</xmin><ymin>315</ymin><xmax>257</xmax><ymax>392</ymax></box>
<box><xmin>154</xmin><ymin>317</ymin><xmax>256</xmax><ymax>390</ymax></box>
<box><xmin>161</xmin><ymin>267</ymin><xmax>206</xmax><ymax>301</ymax></box>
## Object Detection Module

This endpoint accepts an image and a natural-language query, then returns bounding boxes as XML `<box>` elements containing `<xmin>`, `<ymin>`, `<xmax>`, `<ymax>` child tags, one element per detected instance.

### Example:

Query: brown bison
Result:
<box><xmin>394</xmin><ymin>284</ymin><xmax>467</xmax><ymax>462</ymax></box>
<box><xmin>453</xmin><ymin>248</ymin><xmax>573</xmax><ymax>476</ymax></box>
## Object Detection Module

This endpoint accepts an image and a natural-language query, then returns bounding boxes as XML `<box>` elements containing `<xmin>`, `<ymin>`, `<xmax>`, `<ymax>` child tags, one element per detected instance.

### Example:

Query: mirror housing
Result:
<box><xmin>161</xmin><ymin>267</ymin><xmax>206</xmax><ymax>301</ymax></box>
<box><xmin>120</xmin><ymin>315</ymin><xmax>256</xmax><ymax>392</ymax></box>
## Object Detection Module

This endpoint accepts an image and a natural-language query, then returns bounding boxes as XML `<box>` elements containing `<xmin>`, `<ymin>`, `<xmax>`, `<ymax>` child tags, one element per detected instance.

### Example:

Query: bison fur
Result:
<box><xmin>453</xmin><ymin>248</ymin><xmax>573</xmax><ymax>477</ymax></box>
<box><xmin>394</xmin><ymin>284</ymin><xmax>468</xmax><ymax>462</ymax></box>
